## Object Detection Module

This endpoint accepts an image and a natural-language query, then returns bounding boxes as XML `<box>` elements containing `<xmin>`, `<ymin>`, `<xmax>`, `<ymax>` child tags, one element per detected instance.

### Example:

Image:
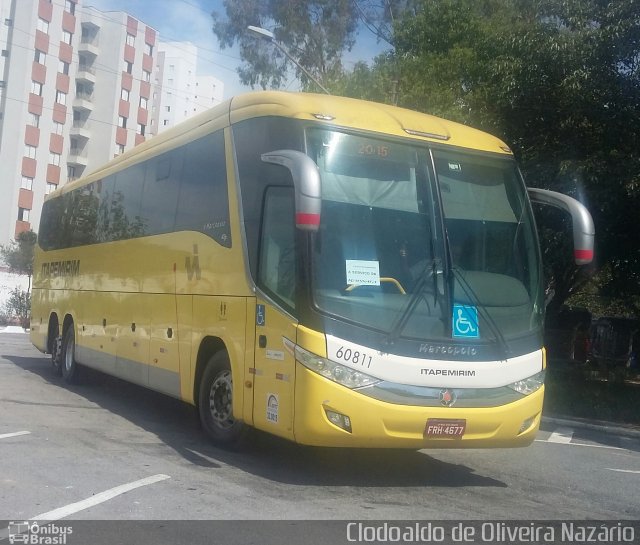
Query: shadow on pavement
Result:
<box><xmin>3</xmin><ymin>351</ymin><xmax>506</xmax><ymax>489</ymax></box>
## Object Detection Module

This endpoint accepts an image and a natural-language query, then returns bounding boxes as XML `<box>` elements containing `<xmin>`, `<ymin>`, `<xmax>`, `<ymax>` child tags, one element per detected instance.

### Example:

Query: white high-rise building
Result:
<box><xmin>154</xmin><ymin>41</ymin><xmax>223</xmax><ymax>133</ymax></box>
<box><xmin>0</xmin><ymin>0</ymin><xmax>82</xmax><ymax>244</ymax></box>
<box><xmin>0</xmin><ymin>1</ymin><xmax>225</xmax><ymax>247</ymax></box>
<box><xmin>69</xmin><ymin>5</ymin><xmax>159</xmax><ymax>180</ymax></box>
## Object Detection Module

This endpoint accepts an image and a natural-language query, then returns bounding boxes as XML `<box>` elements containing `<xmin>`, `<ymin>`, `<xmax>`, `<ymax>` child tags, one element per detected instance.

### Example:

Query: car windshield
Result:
<box><xmin>306</xmin><ymin>129</ymin><xmax>543</xmax><ymax>350</ymax></box>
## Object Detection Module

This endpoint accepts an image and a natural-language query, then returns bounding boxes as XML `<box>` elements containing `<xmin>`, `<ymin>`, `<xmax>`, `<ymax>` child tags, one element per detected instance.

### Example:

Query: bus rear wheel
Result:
<box><xmin>51</xmin><ymin>333</ymin><xmax>62</xmax><ymax>377</ymax></box>
<box><xmin>61</xmin><ymin>326</ymin><xmax>80</xmax><ymax>384</ymax></box>
<box><xmin>198</xmin><ymin>352</ymin><xmax>246</xmax><ymax>446</ymax></box>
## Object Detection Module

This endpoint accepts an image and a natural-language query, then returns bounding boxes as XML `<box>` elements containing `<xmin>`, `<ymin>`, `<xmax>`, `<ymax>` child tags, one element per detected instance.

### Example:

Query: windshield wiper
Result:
<box><xmin>451</xmin><ymin>267</ymin><xmax>510</xmax><ymax>359</ymax></box>
<box><xmin>383</xmin><ymin>257</ymin><xmax>441</xmax><ymax>348</ymax></box>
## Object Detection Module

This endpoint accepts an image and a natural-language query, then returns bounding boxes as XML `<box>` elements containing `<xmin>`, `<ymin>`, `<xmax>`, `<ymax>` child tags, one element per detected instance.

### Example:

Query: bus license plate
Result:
<box><xmin>424</xmin><ymin>418</ymin><xmax>466</xmax><ymax>438</ymax></box>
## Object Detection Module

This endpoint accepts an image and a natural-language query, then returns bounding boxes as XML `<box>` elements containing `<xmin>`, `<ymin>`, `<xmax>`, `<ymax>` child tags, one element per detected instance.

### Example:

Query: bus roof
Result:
<box><xmin>229</xmin><ymin>91</ymin><xmax>512</xmax><ymax>155</ymax></box>
<box><xmin>54</xmin><ymin>91</ymin><xmax>511</xmax><ymax>197</ymax></box>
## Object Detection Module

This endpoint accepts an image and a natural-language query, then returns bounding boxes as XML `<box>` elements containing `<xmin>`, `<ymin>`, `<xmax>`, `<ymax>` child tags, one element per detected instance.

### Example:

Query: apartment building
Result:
<box><xmin>0</xmin><ymin>0</ymin><xmax>223</xmax><ymax>247</ymax></box>
<box><xmin>0</xmin><ymin>0</ymin><xmax>81</xmax><ymax>245</ymax></box>
<box><xmin>153</xmin><ymin>41</ymin><xmax>223</xmax><ymax>133</ymax></box>
<box><xmin>0</xmin><ymin>0</ymin><xmax>159</xmax><ymax>247</ymax></box>
<box><xmin>71</xmin><ymin>5</ymin><xmax>159</xmax><ymax>180</ymax></box>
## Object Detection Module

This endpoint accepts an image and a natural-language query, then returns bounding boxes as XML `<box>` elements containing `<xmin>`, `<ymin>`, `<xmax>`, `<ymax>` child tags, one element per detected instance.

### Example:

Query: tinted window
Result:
<box><xmin>68</xmin><ymin>183</ymin><xmax>98</xmax><ymax>246</ymax></box>
<box><xmin>95</xmin><ymin>176</ymin><xmax>115</xmax><ymax>243</ymax></box>
<box><xmin>39</xmin><ymin>197</ymin><xmax>63</xmax><ymax>250</ymax></box>
<box><xmin>233</xmin><ymin>117</ymin><xmax>304</xmax><ymax>280</ymax></box>
<box><xmin>112</xmin><ymin>163</ymin><xmax>146</xmax><ymax>239</ymax></box>
<box><xmin>140</xmin><ymin>148</ymin><xmax>183</xmax><ymax>234</ymax></box>
<box><xmin>175</xmin><ymin>131</ymin><xmax>230</xmax><ymax>247</ymax></box>
<box><xmin>38</xmin><ymin>130</ymin><xmax>230</xmax><ymax>250</ymax></box>
<box><xmin>258</xmin><ymin>186</ymin><xmax>296</xmax><ymax>309</ymax></box>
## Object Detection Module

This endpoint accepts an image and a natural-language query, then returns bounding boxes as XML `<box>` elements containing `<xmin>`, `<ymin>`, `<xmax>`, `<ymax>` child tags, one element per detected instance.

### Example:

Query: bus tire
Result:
<box><xmin>198</xmin><ymin>352</ymin><xmax>246</xmax><ymax>447</ymax></box>
<box><xmin>61</xmin><ymin>326</ymin><xmax>80</xmax><ymax>384</ymax></box>
<box><xmin>51</xmin><ymin>333</ymin><xmax>63</xmax><ymax>376</ymax></box>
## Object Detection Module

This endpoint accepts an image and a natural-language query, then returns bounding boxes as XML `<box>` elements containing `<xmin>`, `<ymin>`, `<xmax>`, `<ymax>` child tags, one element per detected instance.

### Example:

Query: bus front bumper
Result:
<box><xmin>293</xmin><ymin>364</ymin><xmax>544</xmax><ymax>448</ymax></box>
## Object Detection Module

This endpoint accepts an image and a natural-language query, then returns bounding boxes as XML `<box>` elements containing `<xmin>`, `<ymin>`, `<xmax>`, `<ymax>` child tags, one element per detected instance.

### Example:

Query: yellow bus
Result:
<box><xmin>30</xmin><ymin>91</ymin><xmax>594</xmax><ymax>448</ymax></box>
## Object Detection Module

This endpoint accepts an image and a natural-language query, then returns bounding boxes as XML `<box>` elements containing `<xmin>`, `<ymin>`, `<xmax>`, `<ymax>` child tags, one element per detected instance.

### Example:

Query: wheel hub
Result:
<box><xmin>209</xmin><ymin>371</ymin><xmax>234</xmax><ymax>429</ymax></box>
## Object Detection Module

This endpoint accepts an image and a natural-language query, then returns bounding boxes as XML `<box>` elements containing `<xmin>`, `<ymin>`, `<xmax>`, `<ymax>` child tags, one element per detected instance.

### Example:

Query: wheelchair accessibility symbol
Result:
<box><xmin>256</xmin><ymin>304</ymin><xmax>265</xmax><ymax>327</ymax></box>
<box><xmin>452</xmin><ymin>304</ymin><xmax>479</xmax><ymax>339</ymax></box>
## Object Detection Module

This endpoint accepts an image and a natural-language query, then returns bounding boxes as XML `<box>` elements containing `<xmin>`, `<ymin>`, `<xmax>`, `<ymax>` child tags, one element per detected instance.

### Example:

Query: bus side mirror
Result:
<box><xmin>527</xmin><ymin>188</ymin><xmax>595</xmax><ymax>265</ymax></box>
<box><xmin>261</xmin><ymin>150</ymin><xmax>321</xmax><ymax>232</ymax></box>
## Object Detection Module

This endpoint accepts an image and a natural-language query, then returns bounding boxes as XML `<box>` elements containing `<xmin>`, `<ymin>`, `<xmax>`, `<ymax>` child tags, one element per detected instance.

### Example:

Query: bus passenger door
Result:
<box><xmin>252</xmin><ymin>187</ymin><xmax>298</xmax><ymax>440</ymax></box>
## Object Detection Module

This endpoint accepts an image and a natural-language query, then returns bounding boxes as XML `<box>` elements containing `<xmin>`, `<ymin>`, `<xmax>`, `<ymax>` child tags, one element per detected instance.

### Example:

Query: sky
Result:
<box><xmin>84</xmin><ymin>0</ymin><xmax>388</xmax><ymax>98</ymax></box>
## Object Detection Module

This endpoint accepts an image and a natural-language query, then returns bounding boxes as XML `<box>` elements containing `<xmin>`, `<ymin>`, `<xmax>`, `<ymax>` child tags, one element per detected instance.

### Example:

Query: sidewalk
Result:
<box><xmin>542</xmin><ymin>414</ymin><xmax>640</xmax><ymax>439</ymax></box>
<box><xmin>0</xmin><ymin>326</ymin><xmax>28</xmax><ymax>334</ymax></box>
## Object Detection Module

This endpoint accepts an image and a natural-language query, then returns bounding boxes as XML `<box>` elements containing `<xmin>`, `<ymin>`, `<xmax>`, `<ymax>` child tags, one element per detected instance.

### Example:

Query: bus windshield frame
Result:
<box><xmin>305</xmin><ymin>128</ymin><xmax>543</xmax><ymax>359</ymax></box>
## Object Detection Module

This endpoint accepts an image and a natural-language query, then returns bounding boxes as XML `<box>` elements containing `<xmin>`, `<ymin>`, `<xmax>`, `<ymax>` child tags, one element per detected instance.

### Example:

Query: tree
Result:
<box><xmin>347</xmin><ymin>0</ymin><xmax>640</xmax><ymax>316</ymax></box>
<box><xmin>4</xmin><ymin>288</ymin><xmax>30</xmax><ymax>329</ymax></box>
<box><xmin>211</xmin><ymin>1</ymin><xmax>421</xmax><ymax>92</ymax></box>
<box><xmin>212</xmin><ymin>0</ymin><xmax>360</xmax><ymax>91</ymax></box>
<box><xmin>215</xmin><ymin>0</ymin><xmax>640</xmax><ymax>316</ymax></box>
<box><xmin>1</xmin><ymin>230</ymin><xmax>37</xmax><ymax>292</ymax></box>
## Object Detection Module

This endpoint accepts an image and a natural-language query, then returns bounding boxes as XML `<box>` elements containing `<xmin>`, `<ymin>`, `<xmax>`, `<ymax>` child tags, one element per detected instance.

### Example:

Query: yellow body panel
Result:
<box><xmin>294</xmin><ymin>365</ymin><xmax>542</xmax><ymax>448</ymax></box>
<box><xmin>251</xmin><ymin>297</ymin><xmax>298</xmax><ymax>441</ymax></box>
<box><xmin>228</xmin><ymin>92</ymin><xmax>511</xmax><ymax>155</ymax></box>
<box><xmin>30</xmin><ymin>91</ymin><xmax>542</xmax><ymax>449</ymax></box>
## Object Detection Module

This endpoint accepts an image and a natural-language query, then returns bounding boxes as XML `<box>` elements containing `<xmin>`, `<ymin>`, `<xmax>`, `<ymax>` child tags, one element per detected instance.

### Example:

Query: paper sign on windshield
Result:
<box><xmin>346</xmin><ymin>260</ymin><xmax>380</xmax><ymax>286</ymax></box>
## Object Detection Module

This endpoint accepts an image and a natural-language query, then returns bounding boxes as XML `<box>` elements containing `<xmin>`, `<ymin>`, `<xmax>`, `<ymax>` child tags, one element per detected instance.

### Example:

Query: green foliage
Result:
<box><xmin>343</xmin><ymin>0</ymin><xmax>640</xmax><ymax>316</ymax></box>
<box><xmin>212</xmin><ymin>0</ymin><xmax>360</xmax><ymax>91</ymax></box>
<box><xmin>544</xmin><ymin>364</ymin><xmax>640</xmax><ymax>424</ymax></box>
<box><xmin>4</xmin><ymin>288</ymin><xmax>31</xmax><ymax>329</ymax></box>
<box><xmin>215</xmin><ymin>0</ymin><xmax>639</xmax><ymax>317</ymax></box>
<box><xmin>1</xmin><ymin>231</ymin><xmax>37</xmax><ymax>292</ymax></box>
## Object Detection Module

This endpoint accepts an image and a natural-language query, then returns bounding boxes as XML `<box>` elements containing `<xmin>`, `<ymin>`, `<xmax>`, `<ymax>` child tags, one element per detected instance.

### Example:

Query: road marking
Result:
<box><xmin>0</xmin><ymin>431</ymin><xmax>31</xmax><ymax>439</ymax></box>
<box><xmin>605</xmin><ymin>468</ymin><xmax>640</xmax><ymax>474</ymax></box>
<box><xmin>535</xmin><ymin>439</ymin><xmax>626</xmax><ymax>451</ymax></box>
<box><xmin>547</xmin><ymin>427</ymin><xmax>574</xmax><ymax>443</ymax></box>
<box><xmin>31</xmin><ymin>474</ymin><xmax>171</xmax><ymax>521</ymax></box>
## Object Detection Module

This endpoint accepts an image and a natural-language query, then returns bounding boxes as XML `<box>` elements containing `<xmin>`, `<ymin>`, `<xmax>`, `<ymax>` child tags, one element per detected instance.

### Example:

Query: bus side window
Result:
<box><xmin>140</xmin><ymin>148</ymin><xmax>184</xmax><ymax>235</ymax></box>
<box><xmin>175</xmin><ymin>130</ymin><xmax>230</xmax><ymax>246</ymax></box>
<box><xmin>258</xmin><ymin>186</ymin><xmax>296</xmax><ymax>309</ymax></box>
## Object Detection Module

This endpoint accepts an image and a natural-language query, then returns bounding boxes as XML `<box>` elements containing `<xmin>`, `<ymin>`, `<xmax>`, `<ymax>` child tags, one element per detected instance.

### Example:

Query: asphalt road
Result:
<box><xmin>1</xmin><ymin>332</ymin><xmax>638</xmax><ymax>543</ymax></box>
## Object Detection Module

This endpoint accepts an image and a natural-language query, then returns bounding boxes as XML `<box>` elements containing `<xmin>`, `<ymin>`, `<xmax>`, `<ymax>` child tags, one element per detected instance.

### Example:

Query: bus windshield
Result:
<box><xmin>306</xmin><ymin>129</ymin><xmax>543</xmax><ymax>354</ymax></box>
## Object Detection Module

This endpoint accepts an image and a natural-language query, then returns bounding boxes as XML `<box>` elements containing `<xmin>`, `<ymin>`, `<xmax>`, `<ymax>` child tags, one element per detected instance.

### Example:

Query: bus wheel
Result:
<box><xmin>198</xmin><ymin>352</ymin><xmax>245</xmax><ymax>446</ymax></box>
<box><xmin>51</xmin><ymin>334</ymin><xmax>63</xmax><ymax>376</ymax></box>
<box><xmin>61</xmin><ymin>327</ymin><xmax>80</xmax><ymax>384</ymax></box>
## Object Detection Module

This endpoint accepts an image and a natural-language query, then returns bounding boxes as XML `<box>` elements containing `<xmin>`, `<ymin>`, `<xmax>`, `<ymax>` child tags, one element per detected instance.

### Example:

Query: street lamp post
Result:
<box><xmin>247</xmin><ymin>25</ymin><xmax>330</xmax><ymax>95</ymax></box>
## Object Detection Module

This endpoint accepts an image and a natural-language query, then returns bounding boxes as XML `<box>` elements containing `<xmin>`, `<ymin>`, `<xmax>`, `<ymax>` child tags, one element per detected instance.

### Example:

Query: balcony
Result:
<box><xmin>78</xmin><ymin>34</ymin><xmax>99</xmax><ymax>57</ymax></box>
<box><xmin>76</xmin><ymin>63</ymin><xmax>96</xmax><ymax>84</ymax></box>
<box><xmin>73</xmin><ymin>91</ymin><xmax>94</xmax><ymax>112</ymax></box>
<box><xmin>70</xmin><ymin>120</ymin><xmax>91</xmax><ymax>140</ymax></box>
<box><xmin>68</xmin><ymin>147</ymin><xmax>88</xmax><ymax>167</ymax></box>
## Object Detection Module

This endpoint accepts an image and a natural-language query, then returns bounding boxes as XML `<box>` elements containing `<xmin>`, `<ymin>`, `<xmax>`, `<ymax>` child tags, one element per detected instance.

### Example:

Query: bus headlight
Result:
<box><xmin>295</xmin><ymin>346</ymin><xmax>380</xmax><ymax>389</ymax></box>
<box><xmin>507</xmin><ymin>370</ymin><xmax>545</xmax><ymax>395</ymax></box>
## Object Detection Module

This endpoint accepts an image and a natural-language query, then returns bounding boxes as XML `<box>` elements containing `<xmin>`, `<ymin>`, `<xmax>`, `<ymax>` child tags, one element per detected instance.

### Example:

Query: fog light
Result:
<box><xmin>518</xmin><ymin>416</ymin><xmax>536</xmax><ymax>435</ymax></box>
<box><xmin>325</xmin><ymin>409</ymin><xmax>352</xmax><ymax>433</ymax></box>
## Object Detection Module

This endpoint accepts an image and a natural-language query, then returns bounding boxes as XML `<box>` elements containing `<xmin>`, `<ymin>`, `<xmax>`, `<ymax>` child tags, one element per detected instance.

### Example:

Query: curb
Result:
<box><xmin>542</xmin><ymin>415</ymin><xmax>640</xmax><ymax>440</ymax></box>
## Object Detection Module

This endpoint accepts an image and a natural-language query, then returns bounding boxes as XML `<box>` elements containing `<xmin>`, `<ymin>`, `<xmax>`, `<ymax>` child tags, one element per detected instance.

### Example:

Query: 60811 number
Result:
<box><xmin>335</xmin><ymin>346</ymin><xmax>373</xmax><ymax>368</ymax></box>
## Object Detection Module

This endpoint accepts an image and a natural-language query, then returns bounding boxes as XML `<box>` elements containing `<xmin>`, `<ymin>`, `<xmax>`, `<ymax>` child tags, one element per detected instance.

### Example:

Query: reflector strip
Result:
<box><xmin>574</xmin><ymin>249</ymin><xmax>594</xmax><ymax>261</ymax></box>
<box><xmin>296</xmin><ymin>213</ymin><xmax>321</xmax><ymax>226</ymax></box>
